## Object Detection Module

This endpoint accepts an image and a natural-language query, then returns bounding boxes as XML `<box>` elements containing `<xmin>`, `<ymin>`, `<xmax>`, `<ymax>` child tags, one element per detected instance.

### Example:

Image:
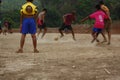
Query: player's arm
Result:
<box><xmin>63</xmin><ymin>15</ymin><xmax>66</xmax><ymax>23</ymax></box>
<box><xmin>80</xmin><ymin>16</ymin><xmax>89</xmax><ymax>23</ymax></box>
<box><xmin>19</xmin><ymin>14</ymin><xmax>23</xmax><ymax>32</ymax></box>
<box><xmin>34</xmin><ymin>6</ymin><xmax>38</xmax><ymax>25</ymax></box>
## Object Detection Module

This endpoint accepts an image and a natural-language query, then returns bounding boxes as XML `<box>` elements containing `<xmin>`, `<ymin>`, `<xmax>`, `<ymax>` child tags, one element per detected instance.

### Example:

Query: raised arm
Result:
<box><xmin>80</xmin><ymin>16</ymin><xmax>89</xmax><ymax>23</ymax></box>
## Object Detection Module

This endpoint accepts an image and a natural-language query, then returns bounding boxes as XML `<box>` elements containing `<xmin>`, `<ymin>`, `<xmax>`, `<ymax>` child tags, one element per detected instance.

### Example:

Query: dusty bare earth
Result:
<box><xmin>0</xmin><ymin>32</ymin><xmax>120</xmax><ymax>80</ymax></box>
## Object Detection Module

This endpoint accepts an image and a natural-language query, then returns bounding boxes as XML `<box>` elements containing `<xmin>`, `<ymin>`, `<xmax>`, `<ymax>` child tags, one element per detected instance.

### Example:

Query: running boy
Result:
<box><xmin>59</xmin><ymin>11</ymin><xmax>76</xmax><ymax>40</ymax></box>
<box><xmin>16</xmin><ymin>0</ymin><xmax>39</xmax><ymax>53</ymax></box>
<box><xmin>80</xmin><ymin>4</ymin><xmax>109</xmax><ymax>43</ymax></box>
<box><xmin>0</xmin><ymin>21</ymin><xmax>2</xmax><ymax>34</ymax></box>
<box><xmin>3</xmin><ymin>20</ymin><xmax>9</xmax><ymax>35</ymax></box>
<box><xmin>37</xmin><ymin>8</ymin><xmax>47</xmax><ymax>39</ymax></box>
<box><xmin>99</xmin><ymin>0</ymin><xmax>112</xmax><ymax>45</ymax></box>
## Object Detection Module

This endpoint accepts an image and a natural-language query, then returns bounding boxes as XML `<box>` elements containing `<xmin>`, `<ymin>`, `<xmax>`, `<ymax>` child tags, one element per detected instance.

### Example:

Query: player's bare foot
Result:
<box><xmin>16</xmin><ymin>49</ymin><xmax>23</xmax><ymax>53</ymax></box>
<box><xmin>91</xmin><ymin>39</ymin><xmax>95</xmax><ymax>43</ymax></box>
<box><xmin>34</xmin><ymin>49</ymin><xmax>39</xmax><ymax>53</ymax></box>
<box><xmin>60</xmin><ymin>35</ymin><xmax>64</xmax><ymax>38</ymax></box>
<box><xmin>101</xmin><ymin>40</ymin><xmax>107</xmax><ymax>43</ymax></box>
<box><xmin>73</xmin><ymin>37</ymin><xmax>76</xmax><ymax>41</ymax></box>
<box><xmin>107</xmin><ymin>42</ymin><xmax>110</xmax><ymax>45</ymax></box>
<box><xmin>96</xmin><ymin>39</ymin><xmax>100</xmax><ymax>42</ymax></box>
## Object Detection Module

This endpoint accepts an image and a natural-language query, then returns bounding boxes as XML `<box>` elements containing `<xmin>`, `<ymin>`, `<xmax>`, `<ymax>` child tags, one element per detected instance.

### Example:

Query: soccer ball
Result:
<box><xmin>54</xmin><ymin>37</ymin><xmax>58</xmax><ymax>41</ymax></box>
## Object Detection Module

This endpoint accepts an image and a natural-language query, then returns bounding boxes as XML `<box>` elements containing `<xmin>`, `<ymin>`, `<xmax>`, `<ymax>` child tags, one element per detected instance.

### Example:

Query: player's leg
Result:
<box><xmin>20</xmin><ymin>34</ymin><xmax>26</xmax><ymax>50</ymax></box>
<box><xmin>29</xmin><ymin>18</ymin><xmax>39</xmax><ymax>53</ymax></box>
<box><xmin>16</xmin><ymin>18</ymin><xmax>28</xmax><ymax>53</ymax></box>
<box><xmin>106</xmin><ymin>20</ymin><xmax>112</xmax><ymax>45</ymax></box>
<box><xmin>37</xmin><ymin>25</ymin><xmax>42</xmax><ymax>37</ymax></box>
<box><xmin>41</xmin><ymin>23</ymin><xmax>47</xmax><ymax>38</ymax></box>
<box><xmin>91</xmin><ymin>27</ymin><xmax>99</xmax><ymax>43</ymax></box>
<box><xmin>16</xmin><ymin>34</ymin><xmax>26</xmax><ymax>53</ymax></box>
<box><xmin>91</xmin><ymin>32</ymin><xmax>96</xmax><ymax>43</ymax></box>
<box><xmin>0</xmin><ymin>27</ymin><xmax>2</xmax><ymax>34</ymax></box>
<box><xmin>68</xmin><ymin>25</ymin><xmax>76</xmax><ymax>40</ymax></box>
<box><xmin>31</xmin><ymin>34</ymin><xmax>39</xmax><ymax>53</ymax></box>
<box><xmin>0</xmin><ymin>30</ymin><xmax>1</xmax><ymax>34</ymax></box>
<box><xmin>101</xmin><ymin>31</ymin><xmax>107</xmax><ymax>43</ymax></box>
<box><xmin>59</xmin><ymin>23</ymin><xmax>65</xmax><ymax>38</ymax></box>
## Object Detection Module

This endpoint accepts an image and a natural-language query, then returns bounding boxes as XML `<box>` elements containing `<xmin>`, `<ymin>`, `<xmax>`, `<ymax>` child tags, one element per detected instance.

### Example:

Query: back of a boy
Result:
<box><xmin>89</xmin><ymin>10</ymin><xmax>108</xmax><ymax>29</ymax></box>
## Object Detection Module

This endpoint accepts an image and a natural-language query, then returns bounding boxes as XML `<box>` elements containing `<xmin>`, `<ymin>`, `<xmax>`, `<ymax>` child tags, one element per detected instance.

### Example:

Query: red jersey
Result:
<box><xmin>64</xmin><ymin>13</ymin><xmax>75</xmax><ymax>25</ymax></box>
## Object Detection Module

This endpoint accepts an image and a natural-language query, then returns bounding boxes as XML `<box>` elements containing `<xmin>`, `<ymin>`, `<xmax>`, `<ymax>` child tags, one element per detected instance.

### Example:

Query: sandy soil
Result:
<box><xmin>0</xmin><ymin>33</ymin><xmax>120</xmax><ymax>80</ymax></box>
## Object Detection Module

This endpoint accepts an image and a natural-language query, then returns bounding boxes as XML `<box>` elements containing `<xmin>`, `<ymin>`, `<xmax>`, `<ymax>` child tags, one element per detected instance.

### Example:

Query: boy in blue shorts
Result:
<box><xmin>16</xmin><ymin>0</ymin><xmax>39</xmax><ymax>53</ymax></box>
<box><xmin>80</xmin><ymin>4</ymin><xmax>109</xmax><ymax>43</ymax></box>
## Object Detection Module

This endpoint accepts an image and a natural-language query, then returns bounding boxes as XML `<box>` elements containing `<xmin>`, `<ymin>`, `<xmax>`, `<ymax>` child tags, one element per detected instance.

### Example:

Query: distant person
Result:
<box><xmin>37</xmin><ymin>8</ymin><xmax>47</xmax><ymax>39</ymax></box>
<box><xmin>0</xmin><ymin>21</ymin><xmax>2</xmax><ymax>34</ymax></box>
<box><xmin>59</xmin><ymin>11</ymin><xmax>76</xmax><ymax>40</ymax></box>
<box><xmin>80</xmin><ymin>4</ymin><xmax>109</xmax><ymax>43</ymax></box>
<box><xmin>3</xmin><ymin>20</ymin><xmax>9</xmax><ymax>35</ymax></box>
<box><xmin>8</xmin><ymin>22</ymin><xmax>13</xmax><ymax>33</ymax></box>
<box><xmin>16</xmin><ymin>0</ymin><xmax>39</xmax><ymax>53</ymax></box>
<box><xmin>99</xmin><ymin>0</ymin><xmax>112</xmax><ymax>45</ymax></box>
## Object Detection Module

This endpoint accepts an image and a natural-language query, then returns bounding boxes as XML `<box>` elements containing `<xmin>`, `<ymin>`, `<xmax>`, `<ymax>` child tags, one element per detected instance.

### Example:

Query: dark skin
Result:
<box><xmin>17</xmin><ymin>0</ymin><xmax>39</xmax><ymax>53</ymax></box>
<box><xmin>80</xmin><ymin>16</ymin><xmax>107</xmax><ymax>43</ymax></box>
<box><xmin>37</xmin><ymin>10</ymin><xmax>47</xmax><ymax>39</ymax></box>
<box><xmin>59</xmin><ymin>13</ymin><xmax>76</xmax><ymax>40</ymax></box>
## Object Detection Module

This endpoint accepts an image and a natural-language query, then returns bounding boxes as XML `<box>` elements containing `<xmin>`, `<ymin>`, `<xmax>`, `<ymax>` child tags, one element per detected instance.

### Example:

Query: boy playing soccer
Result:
<box><xmin>0</xmin><ymin>21</ymin><xmax>2</xmax><ymax>34</ymax></box>
<box><xmin>16</xmin><ymin>0</ymin><xmax>39</xmax><ymax>53</ymax></box>
<box><xmin>80</xmin><ymin>4</ymin><xmax>109</xmax><ymax>43</ymax></box>
<box><xmin>59</xmin><ymin>11</ymin><xmax>76</xmax><ymax>40</ymax></box>
<box><xmin>3</xmin><ymin>20</ymin><xmax>9</xmax><ymax>35</ymax></box>
<box><xmin>99</xmin><ymin>0</ymin><xmax>112</xmax><ymax>45</ymax></box>
<box><xmin>37</xmin><ymin>8</ymin><xmax>47</xmax><ymax>39</ymax></box>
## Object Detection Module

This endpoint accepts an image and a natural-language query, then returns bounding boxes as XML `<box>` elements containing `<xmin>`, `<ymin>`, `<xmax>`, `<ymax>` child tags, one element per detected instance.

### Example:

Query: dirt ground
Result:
<box><xmin>0</xmin><ymin>32</ymin><xmax>120</xmax><ymax>80</ymax></box>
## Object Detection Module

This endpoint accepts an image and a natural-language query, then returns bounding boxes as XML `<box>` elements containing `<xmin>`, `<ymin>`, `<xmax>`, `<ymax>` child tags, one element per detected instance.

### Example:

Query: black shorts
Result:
<box><xmin>59</xmin><ymin>23</ymin><xmax>73</xmax><ymax>31</ymax></box>
<box><xmin>8</xmin><ymin>26</ymin><xmax>12</xmax><ymax>30</ymax></box>
<box><xmin>38</xmin><ymin>23</ymin><xmax>46</xmax><ymax>29</ymax></box>
<box><xmin>0</xmin><ymin>26</ymin><xmax>2</xmax><ymax>30</ymax></box>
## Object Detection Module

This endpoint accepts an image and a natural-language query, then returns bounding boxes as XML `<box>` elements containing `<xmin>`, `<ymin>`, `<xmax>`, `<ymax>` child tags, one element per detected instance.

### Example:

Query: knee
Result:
<box><xmin>32</xmin><ymin>35</ymin><xmax>36</xmax><ymax>40</ymax></box>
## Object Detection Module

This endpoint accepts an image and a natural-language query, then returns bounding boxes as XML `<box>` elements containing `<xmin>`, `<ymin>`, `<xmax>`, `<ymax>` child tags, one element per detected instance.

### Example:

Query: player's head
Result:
<box><xmin>99</xmin><ymin>0</ymin><xmax>104</xmax><ymax>5</ymax></box>
<box><xmin>95</xmin><ymin>4</ymin><xmax>101</xmax><ymax>10</ymax></box>
<box><xmin>42</xmin><ymin>8</ymin><xmax>47</xmax><ymax>13</ymax></box>
<box><xmin>26</xmin><ymin>5</ymin><xmax>33</xmax><ymax>13</ymax></box>
<box><xmin>71</xmin><ymin>11</ymin><xmax>76</xmax><ymax>15</ymax></box>
<box><xmin>27</xmin><ymin>0</ymin><xmax>33</xmax><ymax>2</ymax></box>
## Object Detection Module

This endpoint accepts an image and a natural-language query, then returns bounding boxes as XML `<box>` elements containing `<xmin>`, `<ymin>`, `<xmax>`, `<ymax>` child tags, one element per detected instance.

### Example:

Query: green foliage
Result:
<box><xmin>1</xmin><ymin>0</ymin><xmax>120</xmax><ymax>28</ymax></box>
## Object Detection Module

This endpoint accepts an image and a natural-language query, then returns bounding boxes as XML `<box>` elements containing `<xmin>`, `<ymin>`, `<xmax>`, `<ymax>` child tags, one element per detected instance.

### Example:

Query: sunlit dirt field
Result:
<box><xmin>0</xmin><ymin>32</ymin><xmax>120</xmax><ymax>80</ymax></box>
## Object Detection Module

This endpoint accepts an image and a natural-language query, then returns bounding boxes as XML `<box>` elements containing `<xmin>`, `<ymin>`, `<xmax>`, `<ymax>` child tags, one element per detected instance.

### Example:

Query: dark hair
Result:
<box><xmin>95</xmin><ymin>4</ymin><xmax>101</xmax><ymax>10</ymax></box>
<box><xmin>42</xmin><ymin>8</ymin><xmax>47</xmax><ymax>12</ymax></box>
<box><xmin>99</xmin><ymin>0</ymin><xmax>104</xmax><ymax>5</ymax></box>
<box><xmin>27</xmin><ymin>0</ymin><xmax>33</xmax><ymax>2</ymax></box>
<box><xmin>71</xmin><ymin>11</ymin><xmax>76</xmax><ymax>15</ymax></box>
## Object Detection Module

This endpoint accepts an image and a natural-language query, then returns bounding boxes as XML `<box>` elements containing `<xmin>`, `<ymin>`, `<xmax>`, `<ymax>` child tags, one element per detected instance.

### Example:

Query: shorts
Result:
<box><xmin>59</xmin><ymin>23</ymin><xmax>73</xmax><ymax>31</ymax></box>
<box><xmin>8</xmin><ymin>26</ymin><xmax>12</xmax><ymax>30</ymax></box>
<box><xmin>21</xmin><ymin>18</ymin><xmax>36</xmax><ymax>34</ymax></box>
<box><xmin>104</xmin><ymin>19</ymin><xmax>112</xmax><ymax>32</ymax></box>
<box><xmin>0</xmin><ymin>26</ymin><xmax>2</xmax><ymax>30</ymax></box>
<box><xmin>3</xmin><ymin>26</ymin><xmax>8</xmax><ymax>31</ymax></box>
<box><xmin>93</xmin><ymin>27</ymin><xmax>102</xmax><ymax>33</ymax></box>
<box><xmin>38</xmin><ymin>23</ymin><xmax>46</xmax><ymax>29</ymax></box>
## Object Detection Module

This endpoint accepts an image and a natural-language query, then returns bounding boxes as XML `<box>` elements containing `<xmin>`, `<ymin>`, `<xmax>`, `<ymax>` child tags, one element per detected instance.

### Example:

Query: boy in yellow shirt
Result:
<box><xmin>99</xmin><ymin>1</ymin><xmax>112</xmax><ymax>45</ymax></box>
<box><xmin>16</xmin><ymin>0</ymin><xmax>39</xmax><ymax>53</ymax></box>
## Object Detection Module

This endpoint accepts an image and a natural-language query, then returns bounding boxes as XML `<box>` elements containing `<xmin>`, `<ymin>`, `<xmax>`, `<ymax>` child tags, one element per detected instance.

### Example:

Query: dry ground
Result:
<box><xmin>0</xmin><ymin>33</ymin><xmax>120</xmax><ymax>80</ymax></box>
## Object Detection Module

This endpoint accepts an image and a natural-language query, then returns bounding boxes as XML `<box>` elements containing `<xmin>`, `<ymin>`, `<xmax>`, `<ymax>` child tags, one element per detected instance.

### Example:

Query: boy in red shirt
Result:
<box><xmin>59</xmin><ymin>11</ymin><xmax>76</xmax><ymax>40</ymax></box>
<box><xmin>37</xmin><ymin>8</ymin><xmax>47</xmax><ymax>39</ymax></box>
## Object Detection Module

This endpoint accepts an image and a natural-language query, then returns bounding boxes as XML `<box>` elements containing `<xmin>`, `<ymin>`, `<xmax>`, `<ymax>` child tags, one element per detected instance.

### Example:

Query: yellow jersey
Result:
<box><xmin>21</xmin><ymin>2</ymin><xmax>37</xmax><ymax>15</ymax></box>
